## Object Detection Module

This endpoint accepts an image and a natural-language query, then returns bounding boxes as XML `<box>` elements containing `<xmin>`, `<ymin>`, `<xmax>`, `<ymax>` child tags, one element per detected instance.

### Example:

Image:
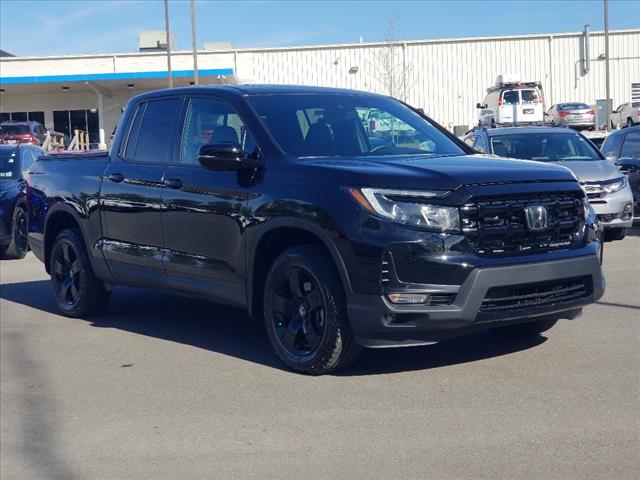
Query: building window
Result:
<box><xmin>53</xmin><ymin>109</ymin><xmax>99</xmax><ymax>145</ymax></box>
<box><xmin>0</xmin><ymin>111</ymin><xmax>45</xmax><ymax>125</ymax></box>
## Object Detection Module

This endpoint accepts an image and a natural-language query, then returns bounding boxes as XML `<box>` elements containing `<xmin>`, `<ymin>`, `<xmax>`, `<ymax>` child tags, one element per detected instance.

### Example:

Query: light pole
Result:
<box><xmin>191</xmin><ymin>0</ymin><xmax>199</xmax><ymax>85</ymax></box>
<box><xmin>164</xmin><ymin>0</ymin><xmax>173</xmax><ymax>88</ymax></box>
<box><xmin>604</xmin><ymin>0</ymin><xmax>611</xmax><ymax>128</ymax></box>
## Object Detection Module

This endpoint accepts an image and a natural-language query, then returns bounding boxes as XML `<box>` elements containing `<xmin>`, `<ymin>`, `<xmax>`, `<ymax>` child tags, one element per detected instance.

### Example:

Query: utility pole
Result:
<box><xmin>164</xmin><ymin>0</ymin><xmax>173</xmax><ymax>88</ymax></box>
<box><xmin>191</xmin><ymin>0</ymin><xmax>199</xmax><ymax>85</ymax></box>
<box><xmin>604</xmin><ymin>0</ymin><xmax>611</xmax><ymax>128</ymax></box>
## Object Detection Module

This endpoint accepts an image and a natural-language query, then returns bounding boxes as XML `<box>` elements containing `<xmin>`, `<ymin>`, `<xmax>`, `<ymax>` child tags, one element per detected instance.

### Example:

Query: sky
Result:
<box><xmin>1</xmin><ymin>0</ymin><xmax>639</xmax><ymax>56</ymax></box>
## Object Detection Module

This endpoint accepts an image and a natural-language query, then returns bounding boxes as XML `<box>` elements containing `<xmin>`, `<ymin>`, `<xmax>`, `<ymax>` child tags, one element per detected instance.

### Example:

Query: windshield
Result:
<box><xmin>489</xmin><ymin>132</ymin><xmax>603</xmax><ymax>162</ymax></box>
<box><xmin>248</xmin><ymin>94</ymin><xmax>464</xmax><ymax>158</ymax></box>
<box><xmin>0</xmin><ymin>149</ymin><xmax>20</xmax><ymax>179</ymax></box>
<box><xmin>1</xmin><ymin>125</ymin><xmax>30</xmax><ymax>135</ymax></box>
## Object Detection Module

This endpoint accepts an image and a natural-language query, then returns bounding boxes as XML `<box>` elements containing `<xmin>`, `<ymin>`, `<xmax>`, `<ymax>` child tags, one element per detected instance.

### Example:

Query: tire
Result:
<box><xmin>1</xmin><ymin>205</ymin><xmax>29</xmax><ymax>260</ymax></box>
<box><xmin>263</xmin><ymin>245</ymin><xmax>361</xmax><ymax>374</ymax></box>
<box><xmin>604</xmin><ymin>228</ymin><xmax>626</xmax><ymax>242</ymax></box>
<box><xmin>50</xmin><ymin>228</ymin><xmax>111</xmax><ymax>318</ymax></box>
<box><xmin>490</xmin><ymin>318</ymin><xmax>558</xmax><ymax>337</ymax></box>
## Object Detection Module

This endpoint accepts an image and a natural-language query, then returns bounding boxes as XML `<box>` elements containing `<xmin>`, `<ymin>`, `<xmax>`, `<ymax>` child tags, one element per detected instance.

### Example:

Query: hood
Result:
<box><xmin>554</xmin><ymin>160</ymin><xmax>622</xmax><ymax>183</ymax></box>
<box><xmin>301</xmin><ymin>154</ymin><xmax>578</xmax><ymax>191</ymax></box>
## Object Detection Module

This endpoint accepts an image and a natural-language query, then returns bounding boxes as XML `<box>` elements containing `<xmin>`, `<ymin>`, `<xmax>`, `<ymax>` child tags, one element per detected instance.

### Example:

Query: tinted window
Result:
<box><xmin>2</xmin><ymin>125</ymin><xmax>30</xmax><ymax>134</ymax></box>
<box><xmin>520</xmin><ymin>89</ymin><xmax>540</xmax><ymax>103</ymax></box>
<box><xmin>180</xmin><ymin>97</ymin><xmax>257</xmax><ymax>165</ymax></box>
<box><xmin>559</xmin><ymin>103</ymin><xmax>590</xmax><ymax>110</ymax></box>
<box><xmin>620</xmin><ymin>131</ymin><xmax>640</xmax><ymax>158</ymax></box>
<box><xmin>0</xmin><ymin>148</ymin><xmax>20</xmax><ymax>179</ymax></box>
<box><xmin>132</xmin><ymin>98</ymin><xmax>181</xmax><ymax>164</ymax></box>
<box><xmin>601</xmin><ymin>134</ymin><xmax>623</xmax><ymax>159</ymax></box>
<box><xmin>502</xmin><ymin>91</ymin><xmax>519</xmax><ymax>105</ymax></box>
<box><xmin>120</xmin><ymin>103</ymin><xmax>145</xmax><ymax>160</ymax></box>
<box><xmin>489</xmin><ymin>132</ymin><xmax>602</xmax><ymax>162</ymax></box>
<box><xmin>249</xmin><ymin>94</ymin><xmax>464</xmax><ymax>158</ymax></box>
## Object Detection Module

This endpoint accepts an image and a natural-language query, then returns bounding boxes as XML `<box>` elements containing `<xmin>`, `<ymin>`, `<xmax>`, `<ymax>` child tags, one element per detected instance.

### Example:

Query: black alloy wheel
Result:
<box><xmin>52</xmin><ymin>239</ymin><xmax>83</xmax><ymax>309</ymax></box>
<box><xmin>50</xmin><ymin>229</ymin><xmax>111</xmax><ymax>317</ymax></box>
<box><xmin>1</xmin><ymin>206</ymin><xmax>29</xmax><ymax>260</ymax></box>
<box><xmin>271</xmin><ymin>266</ymin><xmax>326</xmax><ymax>356</ymax></box>
<box><xmin>263</xmin><ymin>245</ymin><xmax>361</xmax><ymax>374</ymax></box>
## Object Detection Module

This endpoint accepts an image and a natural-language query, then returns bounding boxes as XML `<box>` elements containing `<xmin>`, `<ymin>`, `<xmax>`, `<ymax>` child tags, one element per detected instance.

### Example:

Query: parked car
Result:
<box><xmin>1</xmin><ymin>144</ymin><xmax>45</xmax><ymax>259</ymax></box>
<box><xmin>601</xmin><ymin>126</ymin><xmax>640</xmax><ymax>218</ymax></box>
<box><xmin>545</xmin><ymin>103</ymin><xmax>595</xmax><ymax>130</ymax></box>
<box><xmin>477</xmin><ymin>77</ymin><xmax>545</xmax><ymax>126</ymax></box>
<box><xmin>0</xmin><ymin>121</ymin><xmax>48</xmax><ymax>146</ymax></box>
<box><xmin>464</xmin><ymin>125</ymin><xmax>633</xmax><ymax>241</ymax></box>
<box><xmin>27</xmin><ymin>85</ymin><xmax>604</xmax><ymax>374</ymax></box>
<box><xmin>610</xmin><ymin>102</ymin><xmax>640</xmax><ymax>129</ymax></box>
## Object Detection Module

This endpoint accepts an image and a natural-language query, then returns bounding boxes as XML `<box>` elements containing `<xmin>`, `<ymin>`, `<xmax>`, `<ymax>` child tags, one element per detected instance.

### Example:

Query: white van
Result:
<box><xmin>477</xmin><ymin>77</ymin><xmax>545</xmax><ymax>127</ymax></box>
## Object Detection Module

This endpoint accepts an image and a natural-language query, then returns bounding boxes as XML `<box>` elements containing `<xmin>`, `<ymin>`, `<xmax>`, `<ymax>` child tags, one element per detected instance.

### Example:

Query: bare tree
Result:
<box><xmin>372</xmin><ymin>16</ymin><xmax>414</xmax><ymax>101</ymax></box>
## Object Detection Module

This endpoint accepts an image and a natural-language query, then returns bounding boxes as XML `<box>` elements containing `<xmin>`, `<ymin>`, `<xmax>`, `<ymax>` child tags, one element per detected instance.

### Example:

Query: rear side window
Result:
<box><xmin>620</xmin><ymin>131</ymin><xmax>640</xmax><ymax>158</ymax></box>
<box><xmin>130</xmin><ymin>98</ymin><xmax>182</xmax><ymax>164</ymax></box>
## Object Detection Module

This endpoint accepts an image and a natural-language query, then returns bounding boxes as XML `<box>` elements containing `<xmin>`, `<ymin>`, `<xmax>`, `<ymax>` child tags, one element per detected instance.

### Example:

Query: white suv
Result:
<box><xmin>477</xmin><ymin>82</ymin><xmax>544</xmax><ymax>127</ymax></box>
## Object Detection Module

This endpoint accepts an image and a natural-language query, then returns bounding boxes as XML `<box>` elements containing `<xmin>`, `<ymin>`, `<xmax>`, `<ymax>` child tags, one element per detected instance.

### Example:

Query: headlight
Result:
<box><xmin>347</xmin><ymin>187</ymin><xmax>460</xmax><ymax>231</ymax></box>
<box><xmin>601</xmin><ymin>176</ymin><xmax>627</xmax><ymax>194</ymax></box>
<box><xmin>583</xmin><ymin>199</ymin><xmax>594</xmax><ymax>220</ymax></box>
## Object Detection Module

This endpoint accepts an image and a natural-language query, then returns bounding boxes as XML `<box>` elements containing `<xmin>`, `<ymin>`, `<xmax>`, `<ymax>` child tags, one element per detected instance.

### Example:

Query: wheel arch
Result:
<box><xmin>247</xmin><ymin>218</ymin><xmax>353</xmax><ymax>321</ymax></box>
<box><xmin>43</xmin><ymin>205</ymin><xmax>86</xmax><ymax>274</ymax></box>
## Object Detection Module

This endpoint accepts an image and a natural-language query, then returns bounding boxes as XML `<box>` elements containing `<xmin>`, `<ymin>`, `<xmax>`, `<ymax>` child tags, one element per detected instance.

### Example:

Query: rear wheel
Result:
<box><xmin>1</xmin><ymin>206</ymin><xmax>29</xmax><ymax>260</ymax></box>
<box><xmin>490</xmin><ymin>318</ymin><xmax>558</xmax><ymax>337</ymax></box>
<box><xmin>263</xmin><ymin>245</ymin><xmax>361</xmax><ymax>374</ymax></box>
<box><xmin>50</xmin><ymin>228</ymin><xmax>111</xmax><ymax>317</ymax></box>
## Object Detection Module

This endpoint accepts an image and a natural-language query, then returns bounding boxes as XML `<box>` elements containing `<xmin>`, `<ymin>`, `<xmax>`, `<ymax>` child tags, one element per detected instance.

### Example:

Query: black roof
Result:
<box><xmin>605</xmin><ymin>125</ymin><xmax>640</xmax><ymax>139</ymax></box>
<box><xmin>130</xmin><ymin>84</ymin><xmax>385</xmax><ymax>103</ymax></box>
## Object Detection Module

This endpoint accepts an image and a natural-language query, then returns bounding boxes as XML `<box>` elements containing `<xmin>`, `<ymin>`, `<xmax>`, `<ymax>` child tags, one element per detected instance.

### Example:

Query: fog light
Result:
<box><xmin>621</xmin><ymin>202</ymin><xmax>633</xmax><ymax>220</ymax></box>
<box><xmin>387</xmin><ymin>292</ymin><xmax>429</xmax><ymax>304</ymax></box>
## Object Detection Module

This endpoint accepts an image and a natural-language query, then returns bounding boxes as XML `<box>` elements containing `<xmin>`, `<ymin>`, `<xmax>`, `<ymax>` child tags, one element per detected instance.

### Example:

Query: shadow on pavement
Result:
<box><xmin>1</xmin><ymin>280</ymin><xmax>547</xmax><ymax>376</ymax></box>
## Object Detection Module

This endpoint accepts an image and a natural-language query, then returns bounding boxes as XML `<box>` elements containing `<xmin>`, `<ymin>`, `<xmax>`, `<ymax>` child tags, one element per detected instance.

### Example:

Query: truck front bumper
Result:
<box><xmin>347</xmin><ymin>248</ymin><xmax>605</xmax><ymax>348</ymax></box>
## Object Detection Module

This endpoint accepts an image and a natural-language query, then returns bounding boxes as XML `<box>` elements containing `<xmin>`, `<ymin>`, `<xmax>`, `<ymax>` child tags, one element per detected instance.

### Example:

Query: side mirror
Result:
<box><xmin>197</xmin><ymin>143</ymin><xmax>257</xmax><ymax>171</ymax></box>
<box><xmin>476</xmin><ymin>103</ymin><xmax>483</xmax><ymax>109</ymax></box>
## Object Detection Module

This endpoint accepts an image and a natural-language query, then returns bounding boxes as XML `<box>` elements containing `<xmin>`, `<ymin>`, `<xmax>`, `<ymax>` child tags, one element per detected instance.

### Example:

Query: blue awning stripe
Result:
<box><xmin>0</xmin><ymin>68</ymin><xmax>234</xmax><ymax>85</ymax></box>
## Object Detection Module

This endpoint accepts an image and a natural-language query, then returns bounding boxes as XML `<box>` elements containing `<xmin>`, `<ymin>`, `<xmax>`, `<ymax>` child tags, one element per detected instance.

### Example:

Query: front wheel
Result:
<box><xmin>627</xmin><ymin>118</ymin><xmax>634</xmax><ymax>127</ymax></box>
<box><xmin>1</xmin><ymin>205</ymin><xmax>29</xmax><ymax>260</ymax></box>
<box><xmin>263</xmin><ymin>245</ymin><xmax>361</xmax><ymax>374</ymax></box>
<box><xmin>490</xmin><ymin>318</ymin><xmax>558</xmax><ymax>337</ymax></box>
<box><xmin>50</xmin><ymin>228</ymin><xmax>111</xmax><ymax>317</ymax></box>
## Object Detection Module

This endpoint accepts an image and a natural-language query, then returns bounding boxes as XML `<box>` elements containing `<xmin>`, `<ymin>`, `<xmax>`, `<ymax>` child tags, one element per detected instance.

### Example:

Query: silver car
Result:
<box><xmin>545</xmin><ymin>103</ymin><xmax>595</xmax><ymax>130</ymax></box>
<box><xmin>463</xmin><ymin>126</ymin><xmax>634</xmax><ymax>241</ymax></box>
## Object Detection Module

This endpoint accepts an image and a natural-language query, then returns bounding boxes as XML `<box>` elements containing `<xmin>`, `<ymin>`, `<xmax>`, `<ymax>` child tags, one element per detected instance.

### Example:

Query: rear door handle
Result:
<box><xmin>163</xmin><ymin>178</ymin><xmax>183</xmax><ymax>189</ymax></box>
<box><xmin>108</xmin><ymin>172</ymin><xmax>125</xmax><ymax>183</ymax></box>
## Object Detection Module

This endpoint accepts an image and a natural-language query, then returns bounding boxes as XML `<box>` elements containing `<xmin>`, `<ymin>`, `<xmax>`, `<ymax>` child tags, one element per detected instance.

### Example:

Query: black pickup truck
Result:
<box><xmin>27</xmin><ymin>85</ymin><xmax>605</xmax><ymax>374</ymax></box>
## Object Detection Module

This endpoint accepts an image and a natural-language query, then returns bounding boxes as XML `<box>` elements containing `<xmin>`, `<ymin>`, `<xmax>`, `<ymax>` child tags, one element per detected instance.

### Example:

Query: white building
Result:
<box><xmin>1</xmin><ymin>28</ymin><xmax>638</xmax><ymax>146</ymax></box>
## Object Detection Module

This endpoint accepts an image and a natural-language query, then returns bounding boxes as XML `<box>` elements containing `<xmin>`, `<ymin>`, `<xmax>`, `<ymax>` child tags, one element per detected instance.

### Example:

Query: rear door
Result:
<box><xmin>516</xmin><ymin>88</ymin><xmax>543</xmax><ymax>123</ymax></box>
<box><xmin>498</xmin><ymin>90</ymin><xmax>518</xmax><ymax>124</ymax></box>
<box><xmin>161</xmin><ymin>95</ymin><xmax>257</xmax><ymax>306</ymax></box>
<box><xmin>100</xmin><ymin>96</ymin><xmax>183</xmax><ymax>286</ymax></box>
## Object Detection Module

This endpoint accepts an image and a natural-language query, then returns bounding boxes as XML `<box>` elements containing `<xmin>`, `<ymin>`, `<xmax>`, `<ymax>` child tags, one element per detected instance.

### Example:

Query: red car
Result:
<box><xmin>0</xmin><ymin>121</ymin><xmax>48</xmax><ymax>146</ymax></box>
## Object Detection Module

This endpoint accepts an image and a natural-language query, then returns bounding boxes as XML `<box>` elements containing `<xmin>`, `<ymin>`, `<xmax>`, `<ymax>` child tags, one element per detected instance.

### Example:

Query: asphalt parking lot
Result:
<box><xmin>1</xmin><ymin>230</ymin><xmax>639</xmax><ymax>479</ymax></box>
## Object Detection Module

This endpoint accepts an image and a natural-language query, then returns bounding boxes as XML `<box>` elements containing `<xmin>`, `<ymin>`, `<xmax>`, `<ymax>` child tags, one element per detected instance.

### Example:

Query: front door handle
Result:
<box><xmin>163</xmin><ymin>178</ymin><xmax>183</xmax><ymax>189</ymax></box>
<box><xmin>108</xmin><ymin>172</ymin><xmax>125</xmax><ymax>183</ymax></box>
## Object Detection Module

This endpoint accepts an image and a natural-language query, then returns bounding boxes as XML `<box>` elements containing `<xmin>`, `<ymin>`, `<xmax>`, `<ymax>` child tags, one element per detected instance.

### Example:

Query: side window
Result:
<box><xmin>601</xmin><ymin>135</ymin><xmax>623</xmax><ymax>159</ymax></box>
<box><xmin>180</xmin><ymin>97</ymin><xmax>257</xmax><ymax>165</ymax></box>
<box><xmin>620</xmin><ymin>131</ymin><xmax>640</xmax><ymax>158</ymax></box>
<box><xmin>474</xmin><ymin>135</ymin><xmax>486</xmax><ymax>153</ymax></box>
<box><xmin>21</xmin><ymin>150</ymin><xmax>35</xmax><ymax>174</ymax></box>
<box><xmin>119</xmin><ymin>102</ymin><xmax>145</xmax><ymax>160</ymax></box>
<box><xmin>132</xmin><ymin>98</ymin><xmax>182</xmax><ymax>164</ymax></box>
<box><xmin>464</xmin><ymin>135</ymin><xmax>475</xmax><ymax>147</ymax></box>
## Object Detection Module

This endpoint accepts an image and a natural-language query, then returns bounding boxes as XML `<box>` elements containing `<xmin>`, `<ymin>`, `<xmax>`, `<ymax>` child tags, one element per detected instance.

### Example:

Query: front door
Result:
<box><xmin>161</xmin><ymin>96</ymin><xmax>257</xmax><ymax>306</ymax></box>
<box><xmin>100</xmin><ymin>96</ymin><xmax>183</xmax><ymax>286</ymax></box>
